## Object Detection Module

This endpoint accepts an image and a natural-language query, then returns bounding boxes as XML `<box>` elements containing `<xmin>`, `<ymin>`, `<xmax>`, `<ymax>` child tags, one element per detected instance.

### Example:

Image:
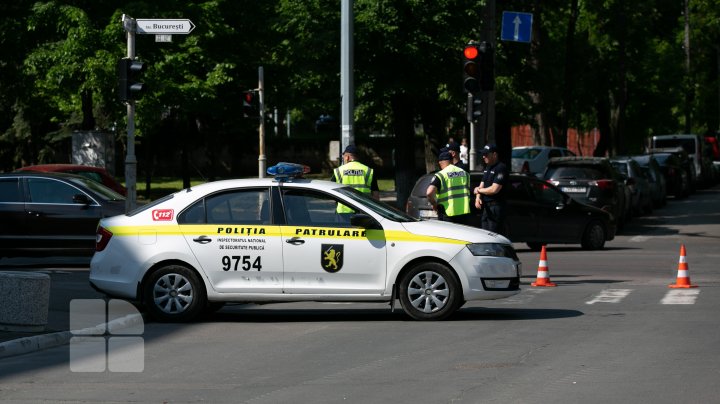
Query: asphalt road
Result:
<box><xmin>0</xmin><ymin>185</ymin><xmax>718</xmax><ymax>403</ymax></box>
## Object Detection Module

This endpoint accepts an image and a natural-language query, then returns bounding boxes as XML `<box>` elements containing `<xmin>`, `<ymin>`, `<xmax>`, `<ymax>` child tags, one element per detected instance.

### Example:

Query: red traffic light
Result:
<box><xmin>463</xmin><ymin>46</ymin><xmax>479</xmax><ymax>60</ymax></box>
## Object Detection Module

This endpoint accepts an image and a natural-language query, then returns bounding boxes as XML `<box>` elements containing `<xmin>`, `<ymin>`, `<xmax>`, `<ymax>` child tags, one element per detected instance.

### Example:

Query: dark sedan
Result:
<box><xmin>406</xmin><ymin>172</ymin><xmax>616</xmax><ymax>250</ymax></box>
<box><xmin>0</xmin><ymin>172</ymin><xmax>125</xmax><ymax>257</ymax></box>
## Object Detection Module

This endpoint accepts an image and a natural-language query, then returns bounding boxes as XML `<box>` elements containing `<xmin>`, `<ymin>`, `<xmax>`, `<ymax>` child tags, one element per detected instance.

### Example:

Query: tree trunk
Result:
<box><xmin>391</xmin><ymin>93</ymin><xmax>416</xmax><ymax>210</ymax></box>
<box><xmin>558</xmin><ymin>0</ymin><xmax>579</xmax><ymax>149</ymax></box>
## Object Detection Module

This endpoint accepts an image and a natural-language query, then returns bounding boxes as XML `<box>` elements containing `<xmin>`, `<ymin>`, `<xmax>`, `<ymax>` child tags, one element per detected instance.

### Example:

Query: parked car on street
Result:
<box><xmin>17</xmin><ymin>164</ymin><xmax>127</xmax><ymax>196</ymax></box>
<box><xmin>645</xmin><ymin>151</ymin><xmax>690</xmax><ymax>199</ymax></box>
<box><xmin>648</xmin><ymin>147</ymin><xmax>696</xmax><ymax>194</ymax></box>
<box><xmin>511</xmin><ymin>146</ymin><xmax>576</xmax><ymax>175</ymax></box>
<box><xmin>542</xmin><ymin>157</ymin><xmax>631</xmax><ymax>229</ymax></box>
<box><xmin>611</xmin><ymin>157</ymin><xmax>654</xmax><ymax>215</ymax></box>
<box><xmin>0</xmin><ymin>172</ymin><xmax>125</xmax><ymax>257</ymax></box>
<box><xmin>90</xmin><ymin>163</ymin><xmax>521</xmax><ymax>322</ymax></box>
<box><xmin>652</xmin><ymin>134</ymin><xmax>713</xmax><ymax>188</ymax></box>
<box><xmin>406</xmin><ymin>171</ymin><xmax>615</xmax><ymax>250</ymax></box>
<box><xmin>631</xmin><ymin>154</ymin><xmax>667</xmax><ymax>207</ymax></box>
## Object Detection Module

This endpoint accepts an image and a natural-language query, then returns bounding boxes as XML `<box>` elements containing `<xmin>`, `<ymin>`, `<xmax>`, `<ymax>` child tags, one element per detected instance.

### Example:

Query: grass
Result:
<box><xmin>128</xmin><ymin>176</ymin><xmax>396</xmax><ymax>202</ymax></box>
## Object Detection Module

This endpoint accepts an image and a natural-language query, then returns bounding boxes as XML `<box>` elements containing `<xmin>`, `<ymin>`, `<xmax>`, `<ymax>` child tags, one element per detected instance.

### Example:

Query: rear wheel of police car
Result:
<box><xmin>143</xmin><ymin>265</ymin><xmax>206</xmax><ymax>322</ymax></box>
<box><xmin>581</xmin><ymin>220</ymin><xmax>606</xmax><ymax>250</ymax></box>
<box><xmin>398</xmin><ymin>262</ymin><xmax>463</xmax><ymax>321</ymax></box>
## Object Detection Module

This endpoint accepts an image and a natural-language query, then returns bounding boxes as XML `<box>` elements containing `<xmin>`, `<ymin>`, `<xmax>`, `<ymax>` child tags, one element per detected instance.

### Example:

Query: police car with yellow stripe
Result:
<box><xmin>90</xmin><ymin>163</ymin><xmax>521</xmax><ymax>322</ymax></box>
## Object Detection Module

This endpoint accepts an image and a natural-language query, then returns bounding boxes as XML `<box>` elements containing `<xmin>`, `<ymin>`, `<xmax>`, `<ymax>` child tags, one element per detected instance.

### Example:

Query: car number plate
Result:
<box><xmin>561</xmin><ymin>187</ymin><xmax>587</xmax><ymax>193</ymax></box>
<box><xmin>419</xmin><ymin>210</ymin><xmax>438</xmax><ymax>219</ymax></box>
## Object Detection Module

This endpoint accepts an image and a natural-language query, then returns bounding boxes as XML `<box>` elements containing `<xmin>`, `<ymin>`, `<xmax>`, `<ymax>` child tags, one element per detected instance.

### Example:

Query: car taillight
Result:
<box><xmin>591</xmin><ymin>179</ymin><xmax>615</xmax><ymax>190</ymax></box>
<box><xmin>96</xmin><ymin>226</ymin><xmax>113</xmax><ymax>252</ymax></box>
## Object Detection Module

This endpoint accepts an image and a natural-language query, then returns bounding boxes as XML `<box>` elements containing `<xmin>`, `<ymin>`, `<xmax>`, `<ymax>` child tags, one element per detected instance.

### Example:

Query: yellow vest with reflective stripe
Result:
<box><xmin>435</xmin><ymin>165</ymin><xmax>470</xmax><ymax>216</ymax></box>
<box><xmin>334</xmin><ymin>161</ymin><xmax>373</xmax><ymax>213</ymax></box>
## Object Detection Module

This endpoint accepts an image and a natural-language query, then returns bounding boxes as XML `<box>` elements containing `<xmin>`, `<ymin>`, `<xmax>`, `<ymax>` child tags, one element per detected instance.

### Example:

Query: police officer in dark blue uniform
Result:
<box><xmin>473</xmin><ymin>144</ymin><xmax>508</xmax><ymax>234</ymax></box>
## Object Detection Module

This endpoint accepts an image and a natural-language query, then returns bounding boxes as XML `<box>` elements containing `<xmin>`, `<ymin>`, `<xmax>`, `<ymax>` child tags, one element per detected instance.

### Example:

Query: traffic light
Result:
<box><xmin>242</xmin><ymin>90</ymin><xmax>259</xmax><ymax>118</ymax></box>
<box><xmin>117</xmin><ymin>58</ymin><xmax>146</xmax><ymax>102</ymax></box>
<box><xmin>462</xmin><ymin>42</ymin><xmax>481</xmax><ymax>93</ymax></box>
<box><xmin>462</xmin><ymin>41</ymin><xmax>494</xmax><ymax>93</ymax></box>
<box><xmin>467</xmin><ymin>93</ymin><xmax>483</xmax><ymax>122</ymax></box>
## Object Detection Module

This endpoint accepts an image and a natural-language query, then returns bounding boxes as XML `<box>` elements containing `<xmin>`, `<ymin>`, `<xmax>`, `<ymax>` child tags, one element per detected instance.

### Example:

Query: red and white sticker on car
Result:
<box><xmin>152</xmin><ymin>209</ymin><xmax>174</xmax><ymax>221</ymax></box>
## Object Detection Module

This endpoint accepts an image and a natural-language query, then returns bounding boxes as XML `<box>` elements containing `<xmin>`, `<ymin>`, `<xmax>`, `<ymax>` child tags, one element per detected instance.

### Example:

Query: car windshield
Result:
<box><xmin>655</xmin><ymin>138</ymin><xmax>696</xmax><ymax>155</ymax></box>
<box><xmin>68</xmin><ymin>176</ymin><xmax>124</xmax><ymax>201</ymax></box>
<box><xmin>336</xmin><ymin>187</ymin><xmax>419</xmax><ymax>222</ymax></box>
<box><xmin>512</xmin><ymin>148</ymin><xmax>541</xmax><ymax>159</ymax></box>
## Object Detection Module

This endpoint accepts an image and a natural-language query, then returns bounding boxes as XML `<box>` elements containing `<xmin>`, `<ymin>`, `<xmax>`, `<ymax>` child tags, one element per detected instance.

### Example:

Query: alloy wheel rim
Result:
<box><xmin>407</xmin><ymin>270</ymin><xmax>449</xmax><ymax>313</ymax></box>
<box><xmin>153</xmin><ymin>273</ymin><xmax>194</xmax><ymax>314</ymax></box>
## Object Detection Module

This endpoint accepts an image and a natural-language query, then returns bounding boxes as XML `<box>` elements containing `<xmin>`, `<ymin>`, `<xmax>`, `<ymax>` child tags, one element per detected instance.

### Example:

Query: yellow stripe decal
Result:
<box><xmin>106</xmin><ymin>225</ymin><xmax>468</xmax><ymax>245</ymax></box>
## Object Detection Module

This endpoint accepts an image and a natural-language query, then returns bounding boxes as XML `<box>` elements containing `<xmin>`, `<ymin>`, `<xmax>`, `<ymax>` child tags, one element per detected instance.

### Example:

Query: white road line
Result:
<box><xmin>585</xmin><ymin>289</ymin><xmax>633</xmax><ymax>304</ymax></box>
<box><xmin>661</xmin><ymin>289</ymin><xmax>700</xmax><ymax>304</ymax></box>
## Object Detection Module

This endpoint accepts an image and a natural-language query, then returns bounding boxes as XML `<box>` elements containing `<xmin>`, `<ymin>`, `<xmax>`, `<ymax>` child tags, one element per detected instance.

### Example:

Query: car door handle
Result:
<box><xmin>285</xmin><ymin>237</ymin><xmax>305</xmax><ymax>245</ymax></box>
<box><xmin>193</xmin><ymin>236</ymin><xmax>212</xmax><ymax>244</ymax></box>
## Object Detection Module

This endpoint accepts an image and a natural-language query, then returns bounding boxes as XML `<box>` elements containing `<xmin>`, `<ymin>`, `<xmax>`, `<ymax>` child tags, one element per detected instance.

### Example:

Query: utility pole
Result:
<box><xmin>258</xmin><ymin>66</ymin><xmax>266</xmax><ymax>178</ymax></box>
<box><xmin>340</xmin><ymin>0</ymin><xmax>354</xmax><ymax>154</ymax></box>
<box><xmin>122</xmin><ymin>15</ymin><xmax>138</xmax><ymax>213</ymax></box>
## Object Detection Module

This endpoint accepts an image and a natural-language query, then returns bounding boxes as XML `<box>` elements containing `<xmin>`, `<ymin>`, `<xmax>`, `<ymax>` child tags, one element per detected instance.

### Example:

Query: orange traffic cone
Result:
<box><xmin>669</xmin><ymin>244</ymin><xmax>697</xmax><ymax>288</ymax></box>
<box><xmin>531</xmin><ymin>245</ymin><xmax>556</xmax><ymax>287</ymax></box>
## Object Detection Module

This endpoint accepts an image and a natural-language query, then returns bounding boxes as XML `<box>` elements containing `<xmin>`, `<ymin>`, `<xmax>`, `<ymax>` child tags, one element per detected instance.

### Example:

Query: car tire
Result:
<box><xmin>398</xmin><ymin>262</ymin><xmax>462</xmax><ymax>321</ymax></box>
<box><xmin>143</xmin><ymin>265</ymin><xmax>206</xmax><ymax>322</ymax></box>
<box><xmin>581</xmin><ymin>221</ymin><xmax>606</xmax><ymax>250</ymax></box>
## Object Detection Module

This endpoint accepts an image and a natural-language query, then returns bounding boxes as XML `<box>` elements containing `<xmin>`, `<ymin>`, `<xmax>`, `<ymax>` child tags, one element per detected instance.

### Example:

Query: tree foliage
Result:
<box><xmin>1</xmin><ymin>0</ymin><xmax>718</xmax><ymax>194</ymax></box>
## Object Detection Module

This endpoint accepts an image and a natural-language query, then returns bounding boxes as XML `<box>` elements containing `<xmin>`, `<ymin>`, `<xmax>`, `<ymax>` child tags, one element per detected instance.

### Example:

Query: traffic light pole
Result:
<box><xmin>258</xmin><ymin>66</ymin><xmax>266</xmax><ymax>178</ymax></box>
<box><xmin>340</xmin><ymin>0</ymin><xmax>354</xmax><ymax>153</ymax></box>
<box><xmin>122</xmin><ymin>15</ymin><xmax>138</xmax><ymax>213</ymax></box>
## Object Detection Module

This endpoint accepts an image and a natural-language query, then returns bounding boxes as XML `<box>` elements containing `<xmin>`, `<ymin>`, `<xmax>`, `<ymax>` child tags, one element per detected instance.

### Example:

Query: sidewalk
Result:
<box><xmin>0</xmin><ymin>260</ymin><xmax>104</xmax><ymax>358</ymax></box>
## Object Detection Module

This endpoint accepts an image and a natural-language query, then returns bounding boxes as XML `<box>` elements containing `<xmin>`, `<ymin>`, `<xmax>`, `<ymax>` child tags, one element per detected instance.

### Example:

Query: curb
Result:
<box><xmin>0</xmin><ymin>313</ymin><xmax>144</xmax><ymax>359</ymax></box>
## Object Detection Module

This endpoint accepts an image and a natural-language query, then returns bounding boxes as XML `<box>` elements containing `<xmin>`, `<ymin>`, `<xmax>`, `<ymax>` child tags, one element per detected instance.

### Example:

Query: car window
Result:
<box><xmin>203</xmin><ymin>188</ymin><xmax>271</xmax><ymax>225</ymax></box>
<box><xmin>529</xmin><ymin>181</ymin><xmax>565</xmax><ymax>204</ymax></box>
<box><xmin>411</xmin><ymin>174</ymin><xmax>435</xmax><ymax>197</ymax></box>
<box><xmin>548</xmin><ymin>150</ymin><xmax>562</xmax><ymax>159</ymax></box>
<box><xmin>505</xmin><ymin>179</ymin><xmax>532</xmax><ymax>201</ymax></box>
<box><xmin>27</xmin><ymin>178</ymin><xmax>87</xmax><ymax>204</ymax></box>
<box><xmin>66</xmin><ymin>176</ymin><xmax>124</xmax><ymax>201</ymax></box>
<box><xmin>281</xmin><ymin>189</ymin><xmax>352</xmax><ymax>227</ymax></box>
<box><xmin>611</xmin><ymin>162</ymin><xmax>629</xmax><ymax>176</ymax></box>
<box><xmin>337</xmin><ymin>186</ymin><xmax>418</xmax><ymax>222</ymax></box>
<box><xmin>512</xmin><ymin>148</ymin><xmax>541</xmax><ymax>159</ymax></box>
<box><xmin>0</xmin><ymin>178</ymin><xmax>23</xmax><ymax>203</ymax></box>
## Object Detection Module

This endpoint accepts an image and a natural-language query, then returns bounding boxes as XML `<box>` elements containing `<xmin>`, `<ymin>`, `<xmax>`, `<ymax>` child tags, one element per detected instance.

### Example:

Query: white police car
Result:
<box><xmin>90</xmin><ymin>163</ymin><xmax>521</xmax><ymax>322</ymax></box>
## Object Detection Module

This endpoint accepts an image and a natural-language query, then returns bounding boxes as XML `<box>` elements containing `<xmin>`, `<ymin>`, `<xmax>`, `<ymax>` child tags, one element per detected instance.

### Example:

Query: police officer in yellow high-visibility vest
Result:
<box><xmin>331</xmin><ymin>145</ymin><xmax>380</xmax><ymax>213</ymax></box>
<box><xmin>426</xmin><ymin>150</ymin><xmax>471</xmax><ymax>224</ymax></box>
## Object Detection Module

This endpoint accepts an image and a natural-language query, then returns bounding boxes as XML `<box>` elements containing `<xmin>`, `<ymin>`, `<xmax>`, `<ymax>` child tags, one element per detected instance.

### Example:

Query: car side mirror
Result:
<box><xmin>350</xmin><ymin>213</ymin><xmax>382</xmax><ymax>230</ymax></box>
<box><xmin>73</xmin><ymin>194</ymin><xmax>91</xmax><ymax>205</ymax></box>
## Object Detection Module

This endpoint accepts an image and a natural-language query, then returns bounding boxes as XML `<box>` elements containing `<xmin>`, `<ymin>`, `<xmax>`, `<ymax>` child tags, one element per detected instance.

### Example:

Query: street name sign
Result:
<box><xmin>501</xmin><ymin>11</ymin><xmax>532</xmax><ymax>43</ymax></box>
<box><xmin>136</xmin><ymin>19</ymin><xmax>195</xmax><ymax>35</ymax></box>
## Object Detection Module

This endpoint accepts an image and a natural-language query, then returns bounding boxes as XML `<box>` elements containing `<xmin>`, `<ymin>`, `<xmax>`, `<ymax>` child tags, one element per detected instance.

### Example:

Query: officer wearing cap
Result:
<box><xmin>446</xmin><ymin>141</ymin><xmax>469</xmax><ymax>171</ymax></box>
<box><xmin>474</xmin><ymin>144</ymin><xmax>508</xmax><ymax>234</ymax></box>
<box><xmin>331</xmin><ymin>145</ymin><xmax>379</xmax><ymax>213</ymax></box>
<box><xmin>426</xmin><ymin>150</ymin><xmax>471</xmax><ymax>224</ymax></box>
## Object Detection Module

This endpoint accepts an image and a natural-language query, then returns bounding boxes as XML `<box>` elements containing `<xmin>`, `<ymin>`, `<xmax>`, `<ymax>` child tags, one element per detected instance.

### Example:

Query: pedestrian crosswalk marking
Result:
<box><xmin>585</xmin><ymin>289</ymin><xmax>633</xmax><ymax>305</ymax></box>
<box><xmin>661</xmin><ymin>289</ymin><xmax>700</xmax><ymax>304</ymax></box>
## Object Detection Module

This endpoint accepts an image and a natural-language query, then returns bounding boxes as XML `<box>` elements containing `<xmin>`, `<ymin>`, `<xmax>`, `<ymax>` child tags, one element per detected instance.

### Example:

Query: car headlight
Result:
<box><xmin>466</xmin><ymin>243</ymin><xmax>518</xmax><ymax>260</ymax></box>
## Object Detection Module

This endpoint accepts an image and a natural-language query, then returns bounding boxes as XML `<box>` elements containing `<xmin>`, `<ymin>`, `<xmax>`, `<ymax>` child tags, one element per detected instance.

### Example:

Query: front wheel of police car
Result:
<box><xmin>143</xmin><ymin>264</ymin><xmax>207</xmax><ymax>322</ymax></box>
<box><xmin>398</xmin><ymin>262</ymin><xmax>463</xmax><ymax>320</ymax></box>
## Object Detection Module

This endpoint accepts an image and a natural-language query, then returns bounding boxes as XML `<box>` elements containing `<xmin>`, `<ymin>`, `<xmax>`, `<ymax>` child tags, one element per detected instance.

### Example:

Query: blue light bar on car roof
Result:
<box><xmin>267</xmin><ymin>162</ymin><xmax>311</xmax><ymax>181</ymax></box>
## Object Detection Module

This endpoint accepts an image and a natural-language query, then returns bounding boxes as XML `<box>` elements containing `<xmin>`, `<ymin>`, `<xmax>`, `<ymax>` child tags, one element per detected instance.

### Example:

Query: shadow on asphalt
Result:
<box><xmin>193</xmin><ymin>305</ymin><xmax>583</xmax><ymax>323</ymax></box>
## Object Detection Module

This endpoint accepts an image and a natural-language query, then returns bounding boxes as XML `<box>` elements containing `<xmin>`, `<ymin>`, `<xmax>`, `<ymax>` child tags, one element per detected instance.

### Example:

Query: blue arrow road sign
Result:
<box><xmin>501</xmin><ymin>11</ymin><xmax>532</xmax><ymax>43</ymax></box>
